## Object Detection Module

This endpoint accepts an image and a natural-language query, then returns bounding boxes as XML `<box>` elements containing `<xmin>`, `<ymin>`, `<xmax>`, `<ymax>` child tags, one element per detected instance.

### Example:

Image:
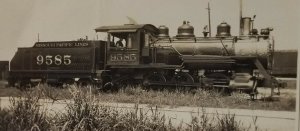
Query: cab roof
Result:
<box><xmin>95</xmin><ymin>24</ymin><xmax>159</xmax><ymax>34</ymax></box>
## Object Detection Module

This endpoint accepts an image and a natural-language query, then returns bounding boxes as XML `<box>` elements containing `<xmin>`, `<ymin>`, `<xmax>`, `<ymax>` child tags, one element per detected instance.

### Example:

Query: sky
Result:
<box><xmin>0</xmin><ymin>0</ymin><xmax>299</xmax><ymax>60</ymax></box>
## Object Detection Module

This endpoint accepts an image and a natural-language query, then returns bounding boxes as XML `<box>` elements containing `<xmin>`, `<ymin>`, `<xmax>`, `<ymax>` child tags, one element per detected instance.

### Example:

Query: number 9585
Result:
<box><xmin>36</xmin><ymin>55</ymin><xmax>71</xmax><ymax>65</ymax></box>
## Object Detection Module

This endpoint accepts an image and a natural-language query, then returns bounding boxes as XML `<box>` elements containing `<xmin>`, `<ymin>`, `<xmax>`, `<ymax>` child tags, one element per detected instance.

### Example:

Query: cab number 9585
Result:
<box><xmin>36</xmin><ymin>55</ymin><xmax>71</xmax><ymax>65</ymax></box>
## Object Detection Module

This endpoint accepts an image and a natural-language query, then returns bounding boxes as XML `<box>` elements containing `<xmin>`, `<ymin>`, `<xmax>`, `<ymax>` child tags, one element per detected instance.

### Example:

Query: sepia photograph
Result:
<box><xmin>0</xmin><ymin>0</ymin><xmax>298</xmax><ymax>130</ymax></box>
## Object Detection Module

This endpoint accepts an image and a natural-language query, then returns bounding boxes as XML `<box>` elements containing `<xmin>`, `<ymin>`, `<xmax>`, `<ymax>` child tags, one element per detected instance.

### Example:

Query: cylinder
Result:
<box><xmin>242</xmin><ymin>17</ymin><xmax>251</xmax><ymax>35</ymax></box>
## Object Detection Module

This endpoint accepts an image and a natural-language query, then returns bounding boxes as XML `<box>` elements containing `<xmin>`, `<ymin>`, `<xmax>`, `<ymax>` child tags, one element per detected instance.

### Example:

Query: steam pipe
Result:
<box><xmin>208</xmin><ymin>2</ymin><xmax>211</xmax><ymax>37</ymax></box>
<box><xmin>239</xmin><ymin>0</ymin><xmax>243</xmax><ymax>36</ymax></box>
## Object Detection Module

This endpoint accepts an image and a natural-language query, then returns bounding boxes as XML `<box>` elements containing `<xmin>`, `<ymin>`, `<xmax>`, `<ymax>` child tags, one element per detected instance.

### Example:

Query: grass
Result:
<box><xmin>96</xmin><ymin>86</ymin><xmax>296</xmax><ymax>111</ymax></box>
<box><xmin>0</xmin><ymin>86</ymin><xmax>260</xmax><ymax>131</ymax></box>
<box><xmin>0</xmin><ymin>93</ymin><xmax>50</xmax><ymax>130</ymax></box>
<box><xmin>0</xmin><ymin>84</ymin><xmax>296</xmax><ymax>111</ymax></box>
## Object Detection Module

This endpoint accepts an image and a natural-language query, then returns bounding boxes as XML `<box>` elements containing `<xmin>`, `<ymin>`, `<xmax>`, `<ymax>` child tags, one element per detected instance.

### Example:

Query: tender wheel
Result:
<box><xmin>60</xmin><ymin>78</ymin><xmax>75</xmax><ymax>88</ymax></box>
<box><xmin>15</xmin><ymin>79</ymin><xmax>31</xmax><ymax>90</ymax></box>
<box><xmin>77</xmin><ymin>78</ymin><xmax>93</xmax><ymax>88</ymax></box>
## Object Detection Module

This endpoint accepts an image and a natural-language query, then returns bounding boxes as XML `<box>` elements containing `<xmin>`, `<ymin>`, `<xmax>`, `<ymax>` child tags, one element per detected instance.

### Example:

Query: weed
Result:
<box><xmin>55</xmin><ymin>86</ymin><xmax>101</xmax><ymax>130</ymax></box>
<box><xmin>1</xmin><ymin>94</ymin><xmax>50</xmax><ymax>130</ymax></box>
<box><xmin>0</xmin><ymin>85</ymin><xmax>262</xmax><ymax>131</ymax></box>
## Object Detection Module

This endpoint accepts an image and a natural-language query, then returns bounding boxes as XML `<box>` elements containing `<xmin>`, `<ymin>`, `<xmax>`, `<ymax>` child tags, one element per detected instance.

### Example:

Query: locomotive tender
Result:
<box><xmin>9</xmin><ymin>40</ymin><xmax>106</xmax><ymax>86</ymax></box>
<box><xmin>8</xmin><ymin>3</ymin><xmax>281</xmax><ymax>97</ymax></box>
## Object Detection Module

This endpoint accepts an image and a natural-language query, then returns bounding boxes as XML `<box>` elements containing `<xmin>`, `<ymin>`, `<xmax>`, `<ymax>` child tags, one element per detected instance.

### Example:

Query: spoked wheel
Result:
<box><xmin>115</xmin><ymin>77</ymin><xmax>134</xmax><ymax>89</ymax></box>
<box><xmin>171</xmin><ymin>72</ymin><xmax>194</xmax><ymax>84</ymax></box>
<box><xmin>102</xmin><ymin>75</ymin><xmax>133</xmax><ymax>92</ymax></box>
<box><xmin>143</xmin><ymin>72</ymin><xmax>167</xmax><ymax>87</ymax></box>
<box><xmin>101</xmin><ymin>75</ymin><xmax>113</xmax><ymax>92</ymax></box>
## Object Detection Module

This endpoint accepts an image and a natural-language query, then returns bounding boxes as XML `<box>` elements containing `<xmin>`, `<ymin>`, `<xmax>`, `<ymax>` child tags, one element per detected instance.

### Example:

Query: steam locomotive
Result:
<box><xmin>8</xmin><ymin>5</ymin><xmax>281</xmax><ymax>97</ymax></box>
<box><xmin>8</xmin><ymin>19</ymin><xmax>278</xmax><ymax>96</ymax></box>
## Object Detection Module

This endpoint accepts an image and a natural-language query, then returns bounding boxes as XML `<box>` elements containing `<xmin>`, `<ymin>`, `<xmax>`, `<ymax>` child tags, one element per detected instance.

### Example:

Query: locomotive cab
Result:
<box><xmin>95</xmin><ymin>24</ymin><xmax>159</xmax><ymax>67</ymax></box>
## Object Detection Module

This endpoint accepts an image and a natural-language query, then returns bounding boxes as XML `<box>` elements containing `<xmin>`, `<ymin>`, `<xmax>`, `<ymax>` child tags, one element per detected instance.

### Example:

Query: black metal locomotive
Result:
<box><xmin>9</xmin><ymin>21</ymin><xmax>277</xmax><ymax>94</ymax></box>
<box><xmin>94</xmin><ymin>20</ymin><xmax>276</xmax><ymax>95</ymax></box>
<box><xmin>8</xmin><ymin>4</ymin><xmax>282</xmax><ymax>97</ymax></box>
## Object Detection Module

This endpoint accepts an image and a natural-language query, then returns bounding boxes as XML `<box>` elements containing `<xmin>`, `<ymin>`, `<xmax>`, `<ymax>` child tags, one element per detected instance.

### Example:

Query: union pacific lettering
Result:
<box><xmin>34</xmin><ymin>41</ymin><xmax>91</xmax><ymax>48</ymax></box>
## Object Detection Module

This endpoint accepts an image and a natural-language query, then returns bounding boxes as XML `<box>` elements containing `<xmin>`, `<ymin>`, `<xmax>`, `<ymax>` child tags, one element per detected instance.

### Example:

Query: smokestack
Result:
<box><xmin>242</xmin><ymin>17</ymin><xmax>251</xmax><ymax>35</ymax></box>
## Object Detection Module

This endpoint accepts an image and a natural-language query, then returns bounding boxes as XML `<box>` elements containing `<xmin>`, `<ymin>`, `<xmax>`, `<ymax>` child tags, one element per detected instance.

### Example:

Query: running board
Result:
<box><xmin>146</xmin><ymin>82</ymin><xmax>200</xmax><ymax>87</ymax></box>
<box><xmin>146</xmin><ymin>82</ymin><xmax>230</xmax><ymax>88</ymax></box>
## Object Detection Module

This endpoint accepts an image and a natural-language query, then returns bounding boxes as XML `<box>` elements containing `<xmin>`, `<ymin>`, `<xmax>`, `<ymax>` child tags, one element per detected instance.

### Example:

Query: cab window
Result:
<box><xmin>144</xmin><ymin>32</ymin><xmax>155</xmax><ymax>47</ymax></box>
<box><xmin>144</xmin><ymin>33</ymin><xmax>149</xmax><ymax>47</ymax></box>
<box><xmin>109</xmin><ymin>32</ymin><xmax>134</xmax><ymax>49</ymax></box>
<box><xmin>127</xmin><ymin>34</ymin><xmax>133</xmax><ymax>48</ymax></box>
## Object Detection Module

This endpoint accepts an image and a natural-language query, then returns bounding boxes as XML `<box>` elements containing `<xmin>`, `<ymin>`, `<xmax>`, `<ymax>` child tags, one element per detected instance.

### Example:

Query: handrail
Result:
<box><xmin>220</xmin><ymin>39</ymin><xmax>230</xmax><ymax>56</ymax></box>
<box><xmin>154</xmin><ymin>45</ymin><xmax>182</xmax><ymax>56</ymax></box>
<box><xmin>149</xmin><ymin>45</ymin><xmax>184</xmax><ymax>68</ymax></box>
